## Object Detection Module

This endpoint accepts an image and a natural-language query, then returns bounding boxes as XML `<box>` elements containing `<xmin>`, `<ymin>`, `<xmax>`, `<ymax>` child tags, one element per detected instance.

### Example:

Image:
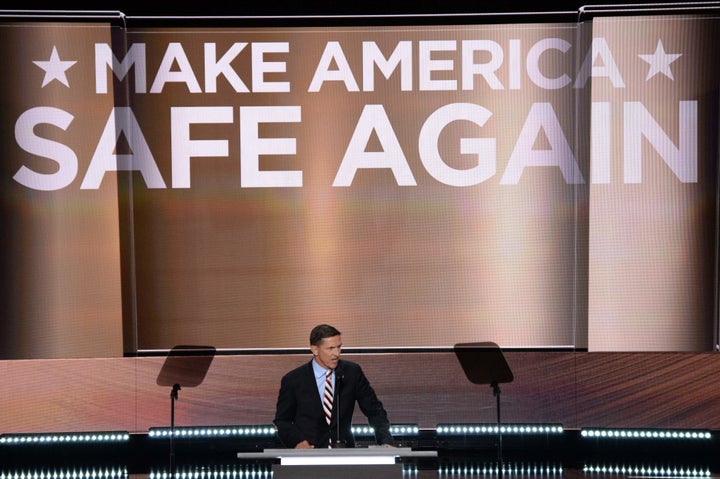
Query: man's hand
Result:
<box><xmin>295</xmin><ymin>440</ymin><xmax>314</xmax><ymax>449</ymax></box>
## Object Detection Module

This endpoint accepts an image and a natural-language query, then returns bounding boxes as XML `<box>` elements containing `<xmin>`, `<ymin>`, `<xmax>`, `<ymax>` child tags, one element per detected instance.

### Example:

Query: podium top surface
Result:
<box><xmin>237</xmin><ymin>447</ymin><xmax>437</xmax><ymax>465</ymax></box>
<box><xmin>263</xmin><ymin>447</ymin><xmax>425</xmax><ymax>456</ymax></box>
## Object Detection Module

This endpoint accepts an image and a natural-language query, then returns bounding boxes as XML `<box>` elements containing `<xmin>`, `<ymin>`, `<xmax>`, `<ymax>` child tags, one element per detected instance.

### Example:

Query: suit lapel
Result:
<box><xmin>306</xmin><ymin>360</ymin><xmax>326</xmax><ymax>422</ymax></box>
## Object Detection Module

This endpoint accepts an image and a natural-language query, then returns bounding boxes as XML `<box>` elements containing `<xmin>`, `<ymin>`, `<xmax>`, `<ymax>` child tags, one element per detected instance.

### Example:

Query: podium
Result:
<box><xmin>237</xmin><ymin>447</ymin><xmax>437</xmax><ymax>479</ymax></box>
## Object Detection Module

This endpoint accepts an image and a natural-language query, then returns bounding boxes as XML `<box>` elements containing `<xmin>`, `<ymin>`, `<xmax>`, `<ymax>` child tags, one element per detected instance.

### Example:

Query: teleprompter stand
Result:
<box><xmin>454</xmin><ymin>342</ymin><xmax>513</xmax><ymax>475</ymax></box>
<box><xmin>156</xmin><ymin>345</ymin><xmax>216</xmax><ymax>478</ymax></box>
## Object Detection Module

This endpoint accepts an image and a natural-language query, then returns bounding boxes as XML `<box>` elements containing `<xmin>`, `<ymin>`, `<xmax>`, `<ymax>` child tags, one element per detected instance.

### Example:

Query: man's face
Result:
<box><xmin>311</xmin><ymin>334</ymin><xmax>342</xmax><ymax>370</ymax></box>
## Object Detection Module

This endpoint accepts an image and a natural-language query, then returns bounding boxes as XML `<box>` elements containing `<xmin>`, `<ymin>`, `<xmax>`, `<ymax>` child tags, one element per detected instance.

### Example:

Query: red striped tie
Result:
<box><xmin>323</xmin><ymin>370</ymin><xmax>333</xmax><ymax>426</ymax></box>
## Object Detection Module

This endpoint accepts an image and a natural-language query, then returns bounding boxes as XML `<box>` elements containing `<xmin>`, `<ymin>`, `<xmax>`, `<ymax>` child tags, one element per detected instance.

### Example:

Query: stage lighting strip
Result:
<box><xmin>436</xmin><ymin>424</ymin><xmax>564</xmax><ymax>435</ymax></box>
<box><xmin>438</xmin><ymin>461</ymin><xmax>563</xmax><ymax>476</ymax></box>
<box><xmin>353</xmin><ymin>424</ymin><xmax>420</xmax><ymax>436</ymax></box>
<box><xmin>148</xmin><ymin>425</ymin><xmax>276</xmax><ymax>438</ymax></box>
<box><xmin>150</xmin><ymin>464</ymin><xmax>272</xmax><ymax>479</ymax></box>
<box><xmin>580</xmin><ymin>429</ymin><xmax>712</xmax><ymax>440</ymax></box>
<box><xmin>0</xmin><ymin>432</ymin><xmax>130</xmax><ymax>445</ymax></box>
<box><xmin>583</xmin><ymin>464</ymin><xmax>711</xmax><ymax>477</ymax></box>
<box><xmin>147</xmin><ymin>424</ymin><xmax>419</xmax><ymax>439</ymax></box>
<box><xmin>148</xmin><ymin>464</ymin><xmax>420</xmax><ymax>479</ymax></box>
<box><xmin>0</xmin><ymin>466</ymin><xmax>127</xmax><ymax>479</ymax></box>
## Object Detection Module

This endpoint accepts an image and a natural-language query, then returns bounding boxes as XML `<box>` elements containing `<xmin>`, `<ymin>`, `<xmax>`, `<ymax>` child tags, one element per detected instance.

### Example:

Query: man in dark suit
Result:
<box><xmin>273</xmin><ymin>324</ymin><xmax>395</xmax><ymax>448</ymax></box>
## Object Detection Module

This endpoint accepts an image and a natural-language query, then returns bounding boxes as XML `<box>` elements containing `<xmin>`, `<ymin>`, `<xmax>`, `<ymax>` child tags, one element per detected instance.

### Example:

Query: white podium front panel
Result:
<box><xmin>237</xmin><ymin>447</ymin><xmax>438</xmax><ymax>479</ymax></box>
<box><xmin>237</xmin><ymin>446</ymin><xmax>436</xmax><ymax>464</ymax></box>
<box><xmin>280</xmin><ymin>454</ymin><xmax>396</xmax><ymax>465</ymax></box>
<box><xmin>280</xmin><ymin>447</ymin><xmax>412</xmax><ymax>465</ymax></box>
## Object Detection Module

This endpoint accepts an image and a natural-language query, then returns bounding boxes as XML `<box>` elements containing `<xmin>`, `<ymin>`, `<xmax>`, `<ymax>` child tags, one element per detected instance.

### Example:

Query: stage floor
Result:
<box><xmin>121</xmin><ymin>470</ymin><xmax>720</xmax><ymax>479</ymax></box>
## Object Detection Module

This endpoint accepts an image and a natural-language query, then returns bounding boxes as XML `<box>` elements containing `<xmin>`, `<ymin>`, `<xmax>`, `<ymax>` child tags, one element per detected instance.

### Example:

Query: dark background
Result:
<box><xmin>3</xmin><ymin>0</ymin><xmax>700</xmax><ymax>17</ymax></box>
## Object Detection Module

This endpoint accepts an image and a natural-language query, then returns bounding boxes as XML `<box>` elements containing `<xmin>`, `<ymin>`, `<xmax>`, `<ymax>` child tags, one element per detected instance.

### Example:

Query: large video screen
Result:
<box><xmin>1</xmin><ymin>12</ymin><xmax>717</xmax><ymax>358</ymax></box>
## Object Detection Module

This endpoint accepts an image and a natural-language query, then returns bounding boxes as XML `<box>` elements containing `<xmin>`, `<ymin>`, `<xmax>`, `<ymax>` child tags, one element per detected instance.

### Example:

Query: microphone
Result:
<box><xmin>333</xmin><ymin>370</ymin><xmax>346</xmax><ymax>448</ymax></box>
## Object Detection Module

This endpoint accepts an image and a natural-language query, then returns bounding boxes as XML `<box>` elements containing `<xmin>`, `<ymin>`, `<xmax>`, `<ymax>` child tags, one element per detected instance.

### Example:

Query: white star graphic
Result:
<box><xmin>33</xmin><ymin>46</ymin><xmax>77</xmax><ymax>88</ymax></box>
<box><xmin>638</xmin><ymin>40</ymin><xmax>682</xmax><ymax>81</ymax></box>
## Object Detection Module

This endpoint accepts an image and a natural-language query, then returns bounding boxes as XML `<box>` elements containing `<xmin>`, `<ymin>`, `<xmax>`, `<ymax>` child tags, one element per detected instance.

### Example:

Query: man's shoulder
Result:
<box><xmin>283</xmin><ymin>360</ymin><xmax>312</xmax><ymax>379</ymax></box>
<box><xmin>337</xmin><ymin>359</ymin><xmax>362</xmax><ymax>372</ymax></box>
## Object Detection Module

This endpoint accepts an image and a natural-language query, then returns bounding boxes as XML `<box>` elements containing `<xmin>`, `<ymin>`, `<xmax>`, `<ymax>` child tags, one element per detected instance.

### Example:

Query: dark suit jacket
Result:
<box><xmin>273</xmin><ymin>359</ymin><xmax>394</xmax><ymax>448</ymax></box>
